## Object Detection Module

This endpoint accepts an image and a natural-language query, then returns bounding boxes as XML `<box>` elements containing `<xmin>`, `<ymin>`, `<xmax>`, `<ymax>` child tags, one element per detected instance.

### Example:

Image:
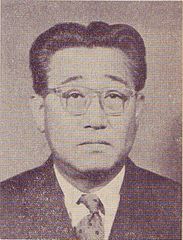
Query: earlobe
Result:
<box><xmin>135</xmin><ymin>94</ymin><xmax>145</xmax><ymax>127</ymax></box>
<box><xmin>29</xmin><ymin>95</ymin><xmax>45</xmax><ymax>133</ymax></box>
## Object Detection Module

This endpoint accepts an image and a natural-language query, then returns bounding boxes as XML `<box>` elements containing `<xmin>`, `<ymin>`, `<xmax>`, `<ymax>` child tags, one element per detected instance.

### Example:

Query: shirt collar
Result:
<box><xmin>94</xmin><ymin>166</ymin><xmax>125</xmax><ymax>209</ymax></box>
<box><xmin>54</xmin><ymin>164</ymin><xmax>125</xmax><ymax>208</ymax></box>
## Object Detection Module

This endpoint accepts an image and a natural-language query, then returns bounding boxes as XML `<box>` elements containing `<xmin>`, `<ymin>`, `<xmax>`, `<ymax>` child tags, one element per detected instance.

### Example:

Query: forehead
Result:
<box><xmin>48</xmin><ymin>47</ymin><xmax>134</xmax><ymax>89</ymax></box>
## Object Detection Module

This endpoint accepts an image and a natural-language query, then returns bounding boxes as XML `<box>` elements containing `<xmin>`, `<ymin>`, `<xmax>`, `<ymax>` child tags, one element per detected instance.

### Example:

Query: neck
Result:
<box><xmin>52</xmin><ymin>153</ymin><xmax>126</xmax><ymax>193</ymax></box>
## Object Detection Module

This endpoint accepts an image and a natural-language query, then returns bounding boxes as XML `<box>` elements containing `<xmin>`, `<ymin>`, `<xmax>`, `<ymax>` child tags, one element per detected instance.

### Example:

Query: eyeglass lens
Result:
<box><xmin>57</xmin><ymin>87</ymin><xmax>132</xmax><ymax>116</ymax></box>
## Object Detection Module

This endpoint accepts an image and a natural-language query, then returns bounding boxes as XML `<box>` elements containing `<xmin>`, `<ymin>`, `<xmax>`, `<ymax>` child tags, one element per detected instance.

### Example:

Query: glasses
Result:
<box><xmin>45</xmin><ymin>86</ymin><xmax>137</xmax><ymax>116</ymax></box>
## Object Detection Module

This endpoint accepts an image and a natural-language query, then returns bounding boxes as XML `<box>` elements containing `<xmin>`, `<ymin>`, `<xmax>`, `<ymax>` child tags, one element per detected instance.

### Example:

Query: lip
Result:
<box><xmin>77</xmin><ymin>141</ymin><xmax>111</xmax><ymax>146</ymax></box>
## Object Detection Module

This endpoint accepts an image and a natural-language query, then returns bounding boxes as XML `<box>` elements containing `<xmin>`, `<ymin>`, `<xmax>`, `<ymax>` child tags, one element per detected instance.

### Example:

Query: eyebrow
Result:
<box><xmin>60</xmin><ymin>74</ymin><xmax>127</xmax><ymax>85</ymax></box>
<box><xmin>61</xmin><ymin>75</ymin><xmax>83</xmax><ymax>85</ymax></box>
<box><xmin>105</xmin><ymin>75</ymin><xmax>127</xmax><ymax>85</ymax></box>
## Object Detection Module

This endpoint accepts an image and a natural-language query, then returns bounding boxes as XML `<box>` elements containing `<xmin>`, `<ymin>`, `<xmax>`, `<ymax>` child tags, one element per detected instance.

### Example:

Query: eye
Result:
<box><xmin>105</xmin><ymin>91</ymin><xmax>128</xmax><ymax>101</ymax></box>
<box><xmin>62</xmin><ymin>90</ymin><xmax>84</xmax><ymax>99</ymax></box>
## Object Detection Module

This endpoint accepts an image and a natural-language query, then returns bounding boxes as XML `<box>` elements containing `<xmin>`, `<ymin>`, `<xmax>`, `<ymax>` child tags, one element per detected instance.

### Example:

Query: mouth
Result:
<box><xmin>77</xmin><ymin>141</ymin><xmax>111</xmax><ymax>146</ymax></box>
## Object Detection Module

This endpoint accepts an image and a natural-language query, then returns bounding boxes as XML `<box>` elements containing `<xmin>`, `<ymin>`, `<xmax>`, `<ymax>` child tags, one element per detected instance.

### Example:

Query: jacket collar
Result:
<box><xmin>110</xmin><ymin>159</ymin><xmax>161</xmax><ymax>240</ymax></box>
<box><xmin>42</xmin><ymin>155</ymin><xmax>160</xmax><ymax>240</ymax></box>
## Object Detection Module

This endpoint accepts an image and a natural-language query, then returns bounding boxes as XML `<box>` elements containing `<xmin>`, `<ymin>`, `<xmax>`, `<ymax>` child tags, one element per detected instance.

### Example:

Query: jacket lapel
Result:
<box><xmin>37</xmin><ymin>157</ymin><xmax>160</xmax><ymax>239</ymax></box>
<box><xmin>109</xmin><ymin>159</ymin><xmax>159</xmax><ymax>240</ymax></box>
<box><xmin>28</xmin><ymin>156</ymin><xmax>77</xmax><ymax>239</ymax></box>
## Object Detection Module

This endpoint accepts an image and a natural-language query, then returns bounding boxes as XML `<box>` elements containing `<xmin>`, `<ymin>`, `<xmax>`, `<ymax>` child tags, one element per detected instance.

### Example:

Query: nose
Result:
<box><xmin>84</xmin><ymin>96</ymin><xmax>108</xmax><ymax>130</ymax></box>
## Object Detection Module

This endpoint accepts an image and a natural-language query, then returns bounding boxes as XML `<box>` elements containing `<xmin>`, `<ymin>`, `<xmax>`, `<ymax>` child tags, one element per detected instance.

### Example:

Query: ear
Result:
<box><xmin>29</xmin><ymin>95</ymin><xmax>45</xmax><ymax>133</ymax></box>
<box><xmin>135</xmin><ymin>93</ymin><xmax>145</xmax><ymax>127</ymax></box>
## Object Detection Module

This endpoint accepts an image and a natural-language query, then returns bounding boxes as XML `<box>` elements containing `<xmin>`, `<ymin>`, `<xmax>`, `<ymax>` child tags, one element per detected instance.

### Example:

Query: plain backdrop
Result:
<box><xmin>1</xmin><ymin>1</ymin><xmax>182</xmax><ymax>182</ymax></box>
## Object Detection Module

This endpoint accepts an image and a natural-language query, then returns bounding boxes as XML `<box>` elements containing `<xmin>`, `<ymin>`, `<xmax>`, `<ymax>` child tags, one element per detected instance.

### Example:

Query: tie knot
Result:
<box><xmin>77</xmin><ymin>194</ymin><xmax>105</xmax><ymax>215</ymax></box>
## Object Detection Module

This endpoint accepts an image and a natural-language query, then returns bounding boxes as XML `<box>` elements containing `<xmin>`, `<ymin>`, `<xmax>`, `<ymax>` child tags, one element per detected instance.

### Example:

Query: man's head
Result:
<box><xmin>30</xmin><ymin>22</ymin><xmax>146</xmax><ymax>96</ymax></box>
<box><xmin>30</xmin><ymin>22</ymin><xmax>146</xmax><ymax>182</ymax></box>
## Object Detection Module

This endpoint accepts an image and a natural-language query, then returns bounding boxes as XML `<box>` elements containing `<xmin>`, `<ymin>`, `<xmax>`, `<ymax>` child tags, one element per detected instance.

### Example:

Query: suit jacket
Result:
<box><xmin>0</xmin><ymin>156</ymin><xmax>181</xmax><ymax>239</ymax></box>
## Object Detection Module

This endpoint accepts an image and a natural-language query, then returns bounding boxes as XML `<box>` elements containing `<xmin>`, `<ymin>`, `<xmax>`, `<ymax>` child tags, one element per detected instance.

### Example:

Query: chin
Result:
<box><xmin>72</xmin><ymin>158</ymin><xmax>125</xmax><ymax>185</ymax></box>
<box><xmin>74</xmin><ymin>154</ymin><xmax>117</xmax><ymax>171</ymax></box>
<box><xmin>54</xmin><ymin>149</ymin><xmax>126</xmax><ymax>172</ymax></box>
<box><xmin>53</xmin><ymin>151</ymin><xmax>125</xmax><ymax>184</ymax></box>
<box><xmin>74</xmin><ymin>155</ymin><xmax>124</xmax><ymax>173</ymax></box>
<box><xmin>75</xmin><ymin>165</ymin><xmax>112</xmax><ymax>173</ymax></box>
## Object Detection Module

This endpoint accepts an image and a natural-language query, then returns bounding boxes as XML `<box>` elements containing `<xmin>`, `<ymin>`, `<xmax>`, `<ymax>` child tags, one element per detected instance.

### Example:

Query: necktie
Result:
<box><xmin>75</xmin><ymin>193</ymin><xmax>105</xmax><ymax>240</ymax></box>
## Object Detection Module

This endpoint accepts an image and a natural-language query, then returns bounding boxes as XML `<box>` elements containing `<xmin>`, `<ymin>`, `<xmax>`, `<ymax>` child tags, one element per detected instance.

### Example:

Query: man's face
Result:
<box><xmin>44</xmin><ymin>47</ymin><xmax>138</xmax><ymax>172</ymax></box>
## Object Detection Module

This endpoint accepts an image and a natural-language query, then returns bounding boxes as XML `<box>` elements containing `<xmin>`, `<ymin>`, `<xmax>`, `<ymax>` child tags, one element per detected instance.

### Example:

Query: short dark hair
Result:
<box><xmin>30</xmin><ymin>21</ymin><xmax>146</xmax><ymax>96</ymax></box>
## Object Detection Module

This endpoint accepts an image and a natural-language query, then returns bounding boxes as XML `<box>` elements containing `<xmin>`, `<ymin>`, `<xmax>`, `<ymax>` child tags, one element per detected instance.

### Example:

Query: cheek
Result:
<box><xmin>108</xmin><ymin>111</ymin><xmax>136</xmax><ymax>146</ymax></box>
<box><xmin>112</xmin><ymin>115</ymin><xmax>136</xmax><ymax>133</ymax></box>
<box><xmin>45</xmin><ymin>106</ymin><xmax>81</xmax><ymax>144</ymax></box>
<box><xmin>115</xmin><ymin>99</ymin><xmax>136</xmax><ymax>135</ymax></box>
<box><xmin>48</xmin><ymin>117</ymin><xmax>77</xmax><ymax>135</ymax></box>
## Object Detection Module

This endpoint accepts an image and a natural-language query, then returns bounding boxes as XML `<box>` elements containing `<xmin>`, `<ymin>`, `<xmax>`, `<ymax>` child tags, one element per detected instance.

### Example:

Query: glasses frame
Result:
<box><xmin>43</xmin><ymin>85</ymin><xmax>138</xmax><ymax>116</ymax></box>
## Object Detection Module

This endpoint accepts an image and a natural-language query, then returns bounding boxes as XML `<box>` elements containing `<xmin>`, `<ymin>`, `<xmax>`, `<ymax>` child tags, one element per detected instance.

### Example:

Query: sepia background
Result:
<box><xmin>1</xmin><ymin>1</ymin><xmax>182</xmax><ymax>182</ymax></box>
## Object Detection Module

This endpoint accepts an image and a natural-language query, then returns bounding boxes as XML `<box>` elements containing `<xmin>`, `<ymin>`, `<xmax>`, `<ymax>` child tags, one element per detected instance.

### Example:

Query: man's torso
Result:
<box><xmin>0</xmin><ymin>157</ymin><xmax>181</xmax><ymax>239</ymax></box>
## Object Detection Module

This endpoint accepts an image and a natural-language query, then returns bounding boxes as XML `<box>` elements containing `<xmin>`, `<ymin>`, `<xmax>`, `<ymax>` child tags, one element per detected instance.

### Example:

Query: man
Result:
<box><xmin>0</xmin><ymin>22</ymin><xmax>181</xmax><ymax>239</ymax></box>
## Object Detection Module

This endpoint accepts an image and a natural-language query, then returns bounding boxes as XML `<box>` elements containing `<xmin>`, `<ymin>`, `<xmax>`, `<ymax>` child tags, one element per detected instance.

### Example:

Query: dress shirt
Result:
<box><xmin>54</xmin><ymin>165</ymin><xmax>125</xmax><ymax>240</ymax></box>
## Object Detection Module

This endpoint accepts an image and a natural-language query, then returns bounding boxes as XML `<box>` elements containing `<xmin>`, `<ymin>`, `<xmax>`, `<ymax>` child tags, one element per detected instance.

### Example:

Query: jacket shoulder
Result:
<box><xmin>132</xmin><ymin>165</ymin><xmax>181</xmax><ymax>218</ymax></box>
<box><xmin>126</xmin><ymin>161</ymin><xmax>181</xmax><ymax>212</ymax></box>
<box><xmin>124</xmin><ymin>162</ymin><xmax>181</xmax><ymax>239</ymax></box>
<box><xmin>135</xmin><ymin>165</ymin><xmax>181</xmax><ymax>191</ymax></box>
<box><xmin>0</xmin><ymin>162</ymin><xmax>50</xmax><ymax>198</ymax></box>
